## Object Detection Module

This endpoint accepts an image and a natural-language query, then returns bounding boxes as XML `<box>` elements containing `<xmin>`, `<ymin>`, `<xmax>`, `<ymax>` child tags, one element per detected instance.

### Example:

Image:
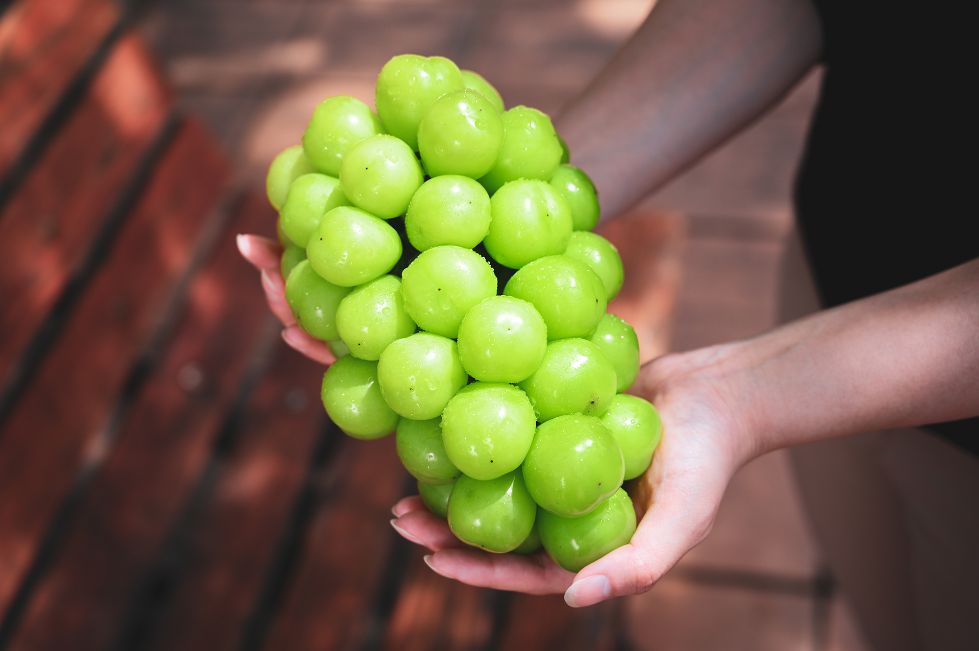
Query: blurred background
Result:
<box><xmin>0</xmin><ymin>0</ymin><xmax>870</xmax><ymax>649</ymax></box>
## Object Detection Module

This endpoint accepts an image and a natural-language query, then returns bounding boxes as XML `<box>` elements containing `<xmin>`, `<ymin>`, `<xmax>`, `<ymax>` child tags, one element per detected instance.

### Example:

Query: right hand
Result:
<box><xmin>236</xmin><ymin>234</ymin><xmax>336</xmax><ymax>366</ymax></box>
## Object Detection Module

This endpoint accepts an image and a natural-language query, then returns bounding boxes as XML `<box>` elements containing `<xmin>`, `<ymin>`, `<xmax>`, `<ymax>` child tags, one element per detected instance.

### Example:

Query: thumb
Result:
<box><xmin>563</xmin><ymin>470</ymin><xmax>727</xmax><ymax>607</ymax></box>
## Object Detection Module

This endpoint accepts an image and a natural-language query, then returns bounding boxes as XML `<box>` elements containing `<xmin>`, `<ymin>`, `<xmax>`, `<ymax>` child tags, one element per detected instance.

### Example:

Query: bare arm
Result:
<box><xmin>557</xmin><ymin>0</ymin><xmax>823</xmax><ymax>218</ymax></box>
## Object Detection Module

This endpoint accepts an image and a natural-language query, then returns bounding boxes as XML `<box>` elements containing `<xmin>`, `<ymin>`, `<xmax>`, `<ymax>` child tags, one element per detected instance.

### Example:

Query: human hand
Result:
<box><xmin>389</xmin><ymin>343</ymin><xmax>755</xmax><ymax>607</ymax></box>
<box><xmin>236</xmin><ymin>234</ymin><xmax>335</xmax><ymax>365</ymax></box>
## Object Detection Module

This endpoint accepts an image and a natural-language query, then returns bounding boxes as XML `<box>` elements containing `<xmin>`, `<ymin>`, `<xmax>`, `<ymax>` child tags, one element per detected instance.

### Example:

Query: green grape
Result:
<box><xmin>564</xmin><ymin>231</ymin><xmax>623</xmax><ymax>300</ymax></box>
<box><xmin>479</xmin><ymin>106</ymin><xmax>562</xmax><ymax>193</ymax></box>
<box><xmin>284</xmin><ymin>260</ymin><xmax>351</xmax><ymax>341</ymax></box>
<box><xmin>327</xmin><ymin>339</ymin><xmax>350</xmax><ymax>358</ymax></box>
<box><xmin>340</xmin><ymin>134</ymin><xmax>424</xmax><ymax>219</ymax></box>
<box><xmin>440</xmin><ymin>382</ymin><xmax>536</xmax><ymax>480</ymax></box>
<box><xmin>400</xmin><ymin>246</ymin><xmax>497</xmax><ymax>338</ymax></box>
<box><xmin>513</xmin><ymin>520</ymin><xmax>542</xmax><ymax>554</ymax></box>
<box><xmin>375</xmin><ymin>54</ymin><xmax>464</xmax><ymax>150</ymax></box>
<box><xmin>522</xmin><ymin>414</ymin><xmax>624</xmax><ymax>517</ymax></box>
<box><xmin>396</xmin><ymin>418</ymin><xmax>460</xmax><ymax>484</ymax></box>
<box><xmin>456</xmin><ymin>295</ymin><xmax>547</xmax><ymax>383</ymax></box>
<box><xmin>550</xmin><ymin>164</ymin><xmax>599</xmax><ymax>231</ymax></box>
<box><xmin>405</xmin><ymin>175</ymin><xmax>491</xmax><ymax>251</ymax></box>
<box><xmin>538</xmin><ymin>488</ymin><xmax>636</xmax><ymax>571</ymax></box>
<box><xmin>590</xmin><ymin>313</ymin><xmax>640</xmax><ymax>391</ymax></box>
<box><xmin>321</xmin><ymin>356</ymin><xmax>398</xmax><ymax>439</ymax></box>
<box><xmin>447</xmin><ymin>472</ymin><xmax>536</xmax><ymax>553</ymax></box>
<box><xmin>335</xmin><ymin>275</ymin><xmax>416</xmax><ymax>360</ymax></box>
<box><xmin>266</xmin><ymin>145</ymin><xmax>315</xmax><ymax>211</ymax></box>
<box><xmin>302</xmin><ymin>96</ymin><xmax>384</xmax><ymax>176</ymax></box>
<box><xmin>504</xmin><ymin>255</ymin><xmax>607</xmax><ymax>340</ymax></box>
<box><xmin>377</xmin><ymin>332</ymin><xmax>467</xmax><ymax>419</ymax></box>
<box><xmin>280</xmin><ymin>173</ymin><xmax>348</xmax><ymax>248</ymax></box>
<box><xmin>557</xmin><ymin>133</ymin><xmax>571</xmax><ymax>164</ymax></box>
<box><xmin>306</xmin><ymin>206</ymin><xmax>402</xmax><ymax>287</ymax></box>
<box><xmin>461</xmin><ymin>69</ymin><xmax>504</xmax><ymax>113</ymax></box>
<box><xmin>280</xmin><ymin>243</ymin><xmax>306</xmax><ymax>280</ymax></box>
<box><xmin>520</xmin><ymin>338</ymin><xmax>617</xmax><ymax>421</ymax></box>
<box><xmin>601</xmin><ymin>394</ymin><xmax>662</xmax><ymax>480</ymax></box>
<box><xmin>483</xmin><ymin>179</ymin><xmax>573</xmax><ymax>269</ymax></box>
<box><xmin>418</xmin><ymin>89</ymin><xmax>503</xmax><ymax>179</ymax></box>
<box><xmin>418</xmin><ymin>479</ymin><xmax>454</xmax><ymax>518</ymax></box>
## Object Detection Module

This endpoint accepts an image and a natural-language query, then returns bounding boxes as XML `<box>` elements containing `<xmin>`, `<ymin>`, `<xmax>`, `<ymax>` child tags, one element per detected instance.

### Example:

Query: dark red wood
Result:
<box><xmin>5</xmin><ymin>192</ymin><xmax>275</xmax><ymax>651</ymax></box>
<box><xmin>0</xmin><ymin>32</ymin><xmax>171</xmax><ymax>385</ymax></box>
<box><xmin>0</xmin><ymin>0</ymin><xmax>119</xmax><ymax>176</ymax></box>
<box><xmin>141</xmin><ymin>350</ymin><xmax>328</xmax><ymax>651</ymax></box>
<box><xmin>263</xmin><ymin>436</ymin><xmax>408</xmax><ymax>651</ymax></box>
<box><xmin>0</xmin><ymin>119</ymin><xmax>229</xmax><ymax>618</ymax></box>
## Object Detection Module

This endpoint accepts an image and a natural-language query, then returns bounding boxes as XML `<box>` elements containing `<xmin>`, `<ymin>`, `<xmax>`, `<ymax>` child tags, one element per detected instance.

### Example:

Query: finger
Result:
<box><xmin>392</xmin><ymin>495</ymin><xmax>426</xmax><ymax>518</ymax></box>
<box><xmin>390</xmin><ymin>510</ymin><xmax>462</xmax><ymax>552</ymax></box>
<box><xmin>281</xmin><ymin>326</ymin><xmax>336</xmax><ymax>365</ymax></box>
<box><xmin>424</xmin><ymin>547</ymin><xmax>574</xmax><ymax>595</ymax></box>
<box><xmin>261</xmin><ymin>270</ymin><xmax>296</xmax><ymax>326</ymax></box>
<box><xmin>237</xmin><ymin>234</ymin><xmax>282</xmax><ymax>271</ymax></box>
<box><xmin>564</xmin><ymin>474</ymin><xmax>727</xmax><ymax>608</ymax></box>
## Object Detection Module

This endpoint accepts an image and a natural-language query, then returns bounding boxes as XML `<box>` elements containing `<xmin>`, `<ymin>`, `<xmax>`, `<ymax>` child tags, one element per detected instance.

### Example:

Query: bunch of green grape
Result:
<box><xmin>265</xmin><ymin>54</ymin><xmax>663</xmax><ymax>572</ymax></box>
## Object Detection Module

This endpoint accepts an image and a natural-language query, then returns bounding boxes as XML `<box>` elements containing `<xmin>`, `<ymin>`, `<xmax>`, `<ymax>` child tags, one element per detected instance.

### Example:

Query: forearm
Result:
<box><xmin>724</xmin><ymin>259</ymin><xmax>979</xmax><ymax>455</ymax></box>
<box><xmin>556</xmin><ymin>0</ymin><xmax>822</xmax><ymax>218</ymax></box>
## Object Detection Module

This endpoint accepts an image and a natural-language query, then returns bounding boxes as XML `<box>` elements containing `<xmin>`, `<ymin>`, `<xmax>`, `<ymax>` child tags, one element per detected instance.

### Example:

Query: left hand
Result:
<box><xmin>390</xmin><ymin>344</ymin><xmax>754</xmax><ymax>607</ymax></box>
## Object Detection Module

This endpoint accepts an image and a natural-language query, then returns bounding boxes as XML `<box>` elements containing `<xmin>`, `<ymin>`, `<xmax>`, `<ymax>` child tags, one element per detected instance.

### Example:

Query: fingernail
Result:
<box><xmin>236</xmin><ymin>234</ymin><xmax>247</xmax><ymax>252</ymax></box>
<box><xmin>390</xmin><ymin>519</ymin><xmax>422</xmax><ymax>545</ymax></box>
<box><xmin>564</xmin><ymin>575</ymin><xmax>611</xmax><ymax>608</ymax></box>
<box><xmin>422</xmin><ymin>554</ymin><xmax>437</xmax><ymax>572</ymax></box>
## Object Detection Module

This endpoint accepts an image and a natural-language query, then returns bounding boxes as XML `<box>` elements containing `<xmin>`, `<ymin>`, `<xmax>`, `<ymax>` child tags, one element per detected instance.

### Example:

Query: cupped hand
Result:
<box><xmin>390</xmin><ymin>343</ymin><xmax>755</xmax><ymax>607</ymax></box>
<box><xmin>236</xmin><ymin>234</ymin><xmax>335</xmax><ymax>365</ymax></box>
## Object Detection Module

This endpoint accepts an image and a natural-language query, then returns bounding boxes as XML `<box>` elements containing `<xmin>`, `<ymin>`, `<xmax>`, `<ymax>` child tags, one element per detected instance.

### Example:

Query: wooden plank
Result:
<box><xmin>138</xmin><ymin>350</ymin><xmax>329</xmax><ymax>651</ymax></box>
<box><xmin>0</xmin><ymin>32</ymin><xmax>171</xmax><ymax>389</ymax></box>
<box><xmin>5</xmin><ymin>193</ymin><xmax>275</xmax><ymax>651</ymax></box>
<box><xmin>263</xmin><ymin>436</ymin><xmax>408</xmax><ymax>651</ymax></box>
<box><xmin>496</xmin><ymin>594</ymin><xmax>618</xmax><ymax>651</ymax></box>
<box><xmin>0</xmin><ymin>0</ymin><xmax>119</xmax><ymax>176</ymax></box>
<box><xmin>0</xmin><ymin>119</ymin><xmax>229</xmax><ymax>619</ymax></box>
<box><xmin>382</xmin><ymin>552</ymin><xmax>497</xmax><ymax>651</ymax></box>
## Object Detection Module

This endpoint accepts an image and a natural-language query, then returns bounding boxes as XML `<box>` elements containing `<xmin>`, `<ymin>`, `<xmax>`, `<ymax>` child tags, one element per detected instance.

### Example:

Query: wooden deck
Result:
<box><xmin>0</xmin><ymin>0</ymin><xmax>871</xmax><ymax>649</ymax></box>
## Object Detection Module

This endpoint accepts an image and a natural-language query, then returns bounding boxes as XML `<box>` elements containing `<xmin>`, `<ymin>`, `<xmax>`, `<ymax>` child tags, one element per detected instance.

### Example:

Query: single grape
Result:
<box><xmin>280</xmin><ymin>243</ymin><xmax>306</xmax><ymax>280</ymax></box>
<box><xmin>460</xmin><ymin>69</ymin><xmax>504</xmax><ymax>113</ymax></box>
<box><xmin>564</xmin><ymin>231</ymin><xmax>623</xmax><ymax>300</ymax></box>
<box><xmin>456</xmin><ymin>295</ymin><xmax>547</xmax><ymax>383</ymax></box>
<box><xmin>400</xmin><ymin>246</ymin><xmax>497</xmax><ymax>338</ymax></box>
<box><xmin>504</xmin><ymin>255</ymin><xmax>607</xmax><ymax>340</ymax></box>
<box><xmin>396</xmin><ymin>418</ymin><xmax>460</xmax><ymax>484</ymax></box>
<box><xmin>483</xmin><ymin>179</ymin><xmax>573</xmax><ymax>269</ymax></box>
<box><xmin>306</xmin><ymin>206</ymin><xmax>402</xmax><ymax>287</ymax></box>
<box><xmin>522</xmin><ymin>414</ymin><xmax>624</xmax><ymax>516</ymax></box>
<box><xmin>590</xmin><ymin>313</ymin><xmax>640</xmax><ymax>391</ymax></box>
<box><xmin>335</xmin><ymin>275</ymin><xmax>416</xmax><ymax>360</ymax></box>
<box><xmin>377</xmin><ymin>332</ymin><xmax>467</xmax><ymax>419</ymax></box>
<box><xmin>321</xmin><ymin>356</ymin><xmax>398</xmax><ymax>439</ymax></box>
<box><xmin>418</xmin><ymin>89</ymin><xmax>503</xmax><ymax>179</ymax></box>
<box><xmin>340</xmin><ymin>134</ymin><xmax>424</xmax><ymax>219</ymax></box>
<box><xmin>284</xmin><ymin>260</ymin><xmax>351</xmax><ymax>341</ymax></box>
<box><xmin>405</xmin><ymin>175</ymin><xmax>491</xmax><ymax>251</ymax></box>
<box><xmin>266</xmin><ymin>145</ymin><xmax>315</xmax><ymax>211</ymax></box>
<box><xmin>479</xmin><ymin>106</ymin><xmax>562</xmax><ymax>193</ymax></box>
<box><xmin>375</xmin><ymin>54</ymin><xmax>464</xmax><ymax>150</ymax></box>
<box><xmin>441</xmin><ymin>382</ymin><xmax>537</xmax><ymax>480</ymax></box>
<box><xmin>302</xmin><ymin>96</ymin><xmax>384</xmax><ymax>176</ymax></box>
<box><xmin>418</xmin><ymin>479</ymin><xmax>454</xmax><ymax>518</ymax></box>
<box><xmin>601</xmin><ymin>394</ymin><xmax>662</xmax><ymax>480</ymax></box>
<box><xmin>550</xmin><ymin>164</ymin><xmax>599</xmax><ymax>231</ymax></box>
<box><xmin>447</xmin><ymin>472</ymin><xmax>536</xmax><ymax>553</ymax></box>
<box><xmin>280</xmin><ymin>173</ymin><xmax>348</xmax><ymax>248</ymax></box>
<box><xmin>538</xmin><ymin>488</ymin><xmax>636</xmax><ymax>571</ymax></box>
<box><xmin>520</xmin><ymin>338</ymin><xmax>618</xmax><ymax>421</ymax></box>
<box><xmin>513</xmin><ymin>519</ymin><xmax>542</xmax><ymax>554</ymax></box>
